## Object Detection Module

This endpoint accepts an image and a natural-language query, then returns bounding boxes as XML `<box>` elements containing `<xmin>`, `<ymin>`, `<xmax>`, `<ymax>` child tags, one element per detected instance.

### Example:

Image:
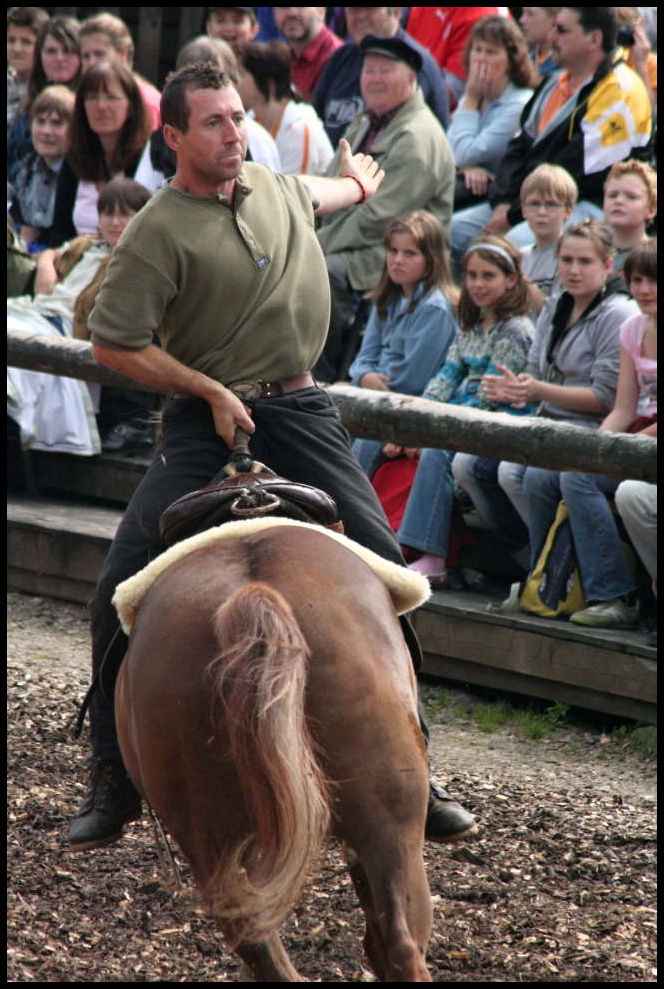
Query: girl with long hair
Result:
<box><xmin>349</xmin><ymin>210</ymin><xmax>459</xmax><ymax>477</ymax></box>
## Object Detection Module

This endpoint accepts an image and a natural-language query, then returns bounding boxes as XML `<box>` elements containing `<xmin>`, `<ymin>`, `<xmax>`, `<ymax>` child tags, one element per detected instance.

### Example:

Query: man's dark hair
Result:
<box><xmin>161</xmin><ymin>62</ymin><xmax>234</xmax><ymax>132</ymax></box>
<box><xmin>564</xmin><ymin>7</ymin><xmax>617</xmax><ymax>53</ymax></box>
<box><xmin>237</xmin><ymin>41</ymin><xmax>293</xmax><ymax>103</ymax></box>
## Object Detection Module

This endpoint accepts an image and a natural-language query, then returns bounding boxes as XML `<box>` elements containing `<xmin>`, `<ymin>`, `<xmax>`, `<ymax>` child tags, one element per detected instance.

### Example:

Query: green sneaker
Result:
<box><xmin>570</xmin><ymin>597</ymin><xmax>639</xmax><ymax>628</ymax></box>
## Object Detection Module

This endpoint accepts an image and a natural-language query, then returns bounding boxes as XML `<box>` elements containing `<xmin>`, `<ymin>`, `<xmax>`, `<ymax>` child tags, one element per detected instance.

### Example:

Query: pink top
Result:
<box><xmin>138</xmin><ymin>77</ymin><xmax>161</xmax><ymax>129</ymax></box>
<box><xmin>620</xmin><ymin>313</ymin><xmax>657</xmax><ymax>416</ymax></box>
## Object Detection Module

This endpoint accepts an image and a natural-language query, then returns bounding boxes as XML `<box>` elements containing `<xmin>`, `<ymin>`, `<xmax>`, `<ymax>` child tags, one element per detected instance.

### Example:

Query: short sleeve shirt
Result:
<box><xmin>88</xmin><ymin>164</ymin><xmax>330</xmax><ymax>384</ymax></box>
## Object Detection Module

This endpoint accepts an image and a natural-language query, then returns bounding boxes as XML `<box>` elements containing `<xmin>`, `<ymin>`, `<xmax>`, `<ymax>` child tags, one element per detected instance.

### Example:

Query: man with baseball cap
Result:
<box><xmin>315</xmin><ymin>32</ymin><xmax>455</xmax><ymax>382</ymax></box>
<box><xmin>312</xmin><ymin>6</ymin><xmax>449</xmax><ymax>148</ymax></box>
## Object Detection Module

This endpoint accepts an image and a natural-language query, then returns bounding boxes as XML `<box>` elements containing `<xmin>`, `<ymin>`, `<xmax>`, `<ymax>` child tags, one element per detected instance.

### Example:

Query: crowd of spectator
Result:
<box><xmin>7</xmin><ymin>5</ymin><xmax>657</xmax><ymax>638</ymax></box>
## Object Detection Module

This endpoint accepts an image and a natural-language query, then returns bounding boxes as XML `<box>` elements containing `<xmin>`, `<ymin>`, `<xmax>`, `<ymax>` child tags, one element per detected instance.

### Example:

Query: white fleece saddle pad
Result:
<box><xmin>113</xmin><ymin>517</ymin><xmax>431</xmax><ymax>634</ymax></box>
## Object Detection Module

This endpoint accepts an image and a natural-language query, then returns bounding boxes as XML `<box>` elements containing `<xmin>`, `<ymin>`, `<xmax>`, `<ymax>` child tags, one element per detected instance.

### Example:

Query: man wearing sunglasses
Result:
<box><xmin>451</xmin><ymin>7</ymin><xmax>653</xmax><ymax>261</ymax></box>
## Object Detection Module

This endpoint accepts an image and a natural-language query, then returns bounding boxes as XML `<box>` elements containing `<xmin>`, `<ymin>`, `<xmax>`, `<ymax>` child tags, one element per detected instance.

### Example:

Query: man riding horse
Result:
<box><xmin>68</xmin><ymin>61</ymin><xmax>476</xmax><ymax>851</ymax></box>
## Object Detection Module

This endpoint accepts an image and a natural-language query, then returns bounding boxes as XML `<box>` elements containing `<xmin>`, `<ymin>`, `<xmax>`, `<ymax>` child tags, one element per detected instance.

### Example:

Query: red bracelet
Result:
<box><xmin>341</xmin><ymin>173</ymin><xmax>367</xmax><ymax>204</ymax></box>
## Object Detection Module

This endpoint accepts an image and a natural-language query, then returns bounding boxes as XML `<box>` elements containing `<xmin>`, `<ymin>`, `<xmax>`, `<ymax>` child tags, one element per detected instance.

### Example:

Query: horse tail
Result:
<box><xmin>202</xmin><ymin>581</ymin><xmax>331</xmax><ymax>945</ymax></box>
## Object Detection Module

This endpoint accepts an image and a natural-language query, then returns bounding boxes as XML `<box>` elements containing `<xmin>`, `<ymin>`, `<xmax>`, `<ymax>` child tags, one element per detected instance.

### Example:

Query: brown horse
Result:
<box><xmin>114</xmin><ymin>521</ymin><xmax>433</xmax><ymax>982</ymax></box>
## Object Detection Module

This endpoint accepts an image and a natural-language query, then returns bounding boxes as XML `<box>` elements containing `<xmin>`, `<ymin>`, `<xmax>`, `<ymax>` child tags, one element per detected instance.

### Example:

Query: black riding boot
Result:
<box><xmin>68</xmin><ymin>757</ymin><xmax>142</xmax><ymax>852</ymax></box>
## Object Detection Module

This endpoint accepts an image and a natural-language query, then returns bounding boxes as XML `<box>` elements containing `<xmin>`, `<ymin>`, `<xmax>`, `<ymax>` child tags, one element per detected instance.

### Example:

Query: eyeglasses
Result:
<box><xmin>523</xmin><ymin>201</ymin><xmax>566</xmax><ymax>211</ymax></box>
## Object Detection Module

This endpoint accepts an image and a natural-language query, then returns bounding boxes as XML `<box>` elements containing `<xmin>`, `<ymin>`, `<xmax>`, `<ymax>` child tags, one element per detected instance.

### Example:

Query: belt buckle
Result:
<box><xmin>230</xmin><ymin>380</ymin><xmax>264</xmax><ymax>401</ymax></box>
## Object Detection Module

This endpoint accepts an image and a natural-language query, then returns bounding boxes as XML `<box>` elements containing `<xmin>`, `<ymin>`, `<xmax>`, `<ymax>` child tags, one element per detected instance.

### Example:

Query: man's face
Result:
<box><xmin>206</xmin><ymin>8</ymin><xmax>259</xmax><ymax>46</ymax></box>
<box><xmin>165</xmin><ymin>85</ymin><xmax>248</xmax><ymax>188</ymax></box>
<box><xmin>344</xmin><ymin>7</ymin><xmax>400</xmax><ymax>44</ymax></box>
<box><xmin>273</xmin><ymin>7</ymin><xmax>324</xmax><ymax>44</ymax></box>
<box><xmin>550</xmin><ymin>9</ymin><xmax>600</xmax><ymax>70</ymax></box>
<box><xmin>360</xmin><ymin>52</ymin><xmax>414</xmax><ymax>116</ymax></box>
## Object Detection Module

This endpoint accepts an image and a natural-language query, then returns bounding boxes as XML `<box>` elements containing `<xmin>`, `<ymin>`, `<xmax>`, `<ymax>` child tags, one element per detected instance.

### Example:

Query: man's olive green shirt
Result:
<box><xmin>89</xmin><ymin>164</ymin><xmax>329</xmax><ymax>383</ymax></box>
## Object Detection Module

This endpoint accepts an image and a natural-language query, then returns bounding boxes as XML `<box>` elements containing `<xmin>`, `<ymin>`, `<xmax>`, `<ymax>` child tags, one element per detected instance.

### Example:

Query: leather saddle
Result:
<box><xmin>159</xmin><ymin>429</ymin><xmax>341</xmax><ymax>546</ymax></box>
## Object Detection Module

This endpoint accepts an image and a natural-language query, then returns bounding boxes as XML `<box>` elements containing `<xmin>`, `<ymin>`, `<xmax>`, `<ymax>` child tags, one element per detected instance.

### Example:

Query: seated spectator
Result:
<box><xmin>529</xmin><ymin>238</ymin><xmax>657</xmax><ymax>629</ymax></box>
<box><xmin>615</xmin><ymin>6</ymin><xmax>657</xmax><ymax>110</ymax></box>
<box><xmin>78</xmin><ymin>11</ymin><xmax>161</xmax><ymax>130</ymax></box>
<box><xmin>7</xmin><ymin>14</ymin><xmax>81</xmax><ymax>184</ymax></box>
<box><xmin>602</xmin><ymin>159</ymin><xmax>657</xmax><ymax>278</ymax></box>
<box><xmin>388</xmin><ymin>235</ymin><xmax>535</xmax><ymax>588</ymax></box>
<box><xmin>448</xmin><ymin>15</ymin><xmax>538</xmax><ymax>211</ymax></box>
<box><xmin>272</xmin><ymin>6</ymin><xmax>343</xmax><ymax>102</ymax></box>
<box><xmin>7</xmin><ymin>5</ymin><xmax>49</xmax><ymax>134</ymax></box>
<box><xmin>315</xmin><ymin>34</ymin><xmax>456</xmax><ymax>383</ymax></box>
<box><xmin>134</xmin><ymin>35</ymin><xmax>282</xmax><ymax>193</ymax></box>
<box><xmin>450</xmin><ymin>8</ymin><xmax>653</xmax><ymax>262</ymax></box>
<box><xmin>454</xmin><ymin>221</ymin><xmax>640</xmax><ymax>594</ymax></box>
<box><xmin>312</xmin><ymin>5</ymin><xmax>450</xmax><ymax>148</ymax></box>
<box><xmin>204</xmin><ymin>6</ymin><xmax>259</xmax><ymax>49</ymax></box>
<box><xmin>615</xmin><ymin>480</ymin><xmax>657</xmax><ymax>644</ymax></box>
<box><xmin>7</xmin><ymin>177</ymin><xmax>154</xmax><ymax>457</ymax></box>
<box><xmin>519</xmin><ymin>163</ymin><xmax>577</xmax><ymax>317</ymax></box>
<box><xmin>236</xmin><ymin>40</ymin><xmax>334</xmax><ymax>174</ymax></box>
<box><xmin>48</xmin><ymin>59</ymin><xmax>153</xmax><ymax>247</ymax></box>
<box><xmin>518</xmin><ymin>7</ymin><xmax>562</xmax><ymax>82</ymax></box>
<box><xmin>348</xmin><ymin>210</ymin><xmax>460</xmax><ymax>476</ymax></box>
<box><xmin>405</xmin><ymin>6</ymin><xmax>511</xmax><ymax>113</ymax></box>
<box><xmin>9</xmin><ymin>84</ymin><xmax>75</xmax><ymax>252</ymax></box>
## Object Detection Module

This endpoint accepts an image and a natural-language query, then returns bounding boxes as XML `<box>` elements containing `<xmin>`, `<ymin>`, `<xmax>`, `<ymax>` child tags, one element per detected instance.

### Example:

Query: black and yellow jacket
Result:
<box><xmin>489</xmin><ymin>53</ymin><xmax>653</xmax><ymax>227</ymax></box>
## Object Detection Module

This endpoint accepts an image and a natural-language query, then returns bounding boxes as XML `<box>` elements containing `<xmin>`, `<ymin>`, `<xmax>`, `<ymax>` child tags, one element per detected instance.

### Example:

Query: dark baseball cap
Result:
<box><xmin>359</xmin><ymin>34</ymin><xmax>423</xmax><ymax>72</ymax></box>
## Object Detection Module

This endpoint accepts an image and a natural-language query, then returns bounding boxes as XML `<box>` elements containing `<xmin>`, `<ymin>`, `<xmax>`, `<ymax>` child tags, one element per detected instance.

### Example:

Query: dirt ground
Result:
<box><xmin>7</xmin><ymin>591</ymin><xmax>657</xmax><ymax>983</ymax></box>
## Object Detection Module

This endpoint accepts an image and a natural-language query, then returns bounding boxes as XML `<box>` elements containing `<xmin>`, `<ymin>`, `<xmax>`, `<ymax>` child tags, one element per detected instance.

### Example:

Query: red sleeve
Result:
<box><xmin>406</xmin><ymin>7</ymin><xmax>502</xmax><ymax>78</ymax></box>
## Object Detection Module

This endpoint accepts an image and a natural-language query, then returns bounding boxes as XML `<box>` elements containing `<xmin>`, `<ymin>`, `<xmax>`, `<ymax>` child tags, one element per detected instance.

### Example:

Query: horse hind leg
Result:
<box><xmin>233</xmin><ymin>932</ymin><xmax>305</xmax><ymax>982</ymax></box>
<box><xmin>345</xmin><ymin>840</ymin><xmax>433</xmax><ymax>983</ymax></box>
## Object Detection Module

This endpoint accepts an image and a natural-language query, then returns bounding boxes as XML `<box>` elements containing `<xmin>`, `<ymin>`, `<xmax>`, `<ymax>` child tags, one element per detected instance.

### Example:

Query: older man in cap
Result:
<box><xmin>314</xmin><ymin>33</ymin><xmax>456</xmax><ymax>383</ymax></box>
<box><xmin>313</xmin><ymin>6</ymin><xmax>449</xmax><ymax>147</ymax></box>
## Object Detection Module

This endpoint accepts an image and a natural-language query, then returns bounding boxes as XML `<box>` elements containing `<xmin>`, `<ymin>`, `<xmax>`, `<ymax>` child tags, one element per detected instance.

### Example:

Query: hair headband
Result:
<box><xmin>466</xmin><ymin>242</ymin><xmax>517</xmax><ymax>271</ymax></box>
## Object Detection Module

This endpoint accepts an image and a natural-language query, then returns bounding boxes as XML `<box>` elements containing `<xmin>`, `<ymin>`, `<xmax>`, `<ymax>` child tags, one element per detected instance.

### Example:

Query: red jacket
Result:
<box><xmin>405</xmin><ymin>7</ymin><xmax>508</xmax><ymax>80</ymax></box>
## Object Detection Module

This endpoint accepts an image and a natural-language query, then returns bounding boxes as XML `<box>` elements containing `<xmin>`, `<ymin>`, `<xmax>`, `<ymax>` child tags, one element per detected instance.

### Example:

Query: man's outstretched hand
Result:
<box><xmin>338</xmin><ymin>137</ymin><xmax>385</xmax><ymax>199</ymax></box>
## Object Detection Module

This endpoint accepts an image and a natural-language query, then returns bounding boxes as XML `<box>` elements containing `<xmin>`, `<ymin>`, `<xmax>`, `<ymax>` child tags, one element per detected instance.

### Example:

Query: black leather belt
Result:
<box><xmin>172</xmin><ymin>372</ymin><xmax>315</xmax><ymax>402</ymax></box>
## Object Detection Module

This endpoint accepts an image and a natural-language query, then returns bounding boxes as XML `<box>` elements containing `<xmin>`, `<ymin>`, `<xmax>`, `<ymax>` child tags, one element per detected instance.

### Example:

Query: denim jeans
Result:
<box><xmin>498</xmin><ymin>461</ymin><xmax>528</xmax><ymax>524</ymax></box>
<box><xmin>522</xmin><ymin>467</ymin><xmax>636</xmax><ymax>602</ymax></box>
<box><xmin>397</xmin><ymin>447</ymin><xmax>456</xmax><ymax>556</ymax></box>
<box><xmin>350</xmin><ymin>436</ymin><xmax>386</xmax><ymax>477</ymax></box>
<box><xmin>88</xmin><ymin>387</ymin><xmax>414</xmax><ymax>761</ymax></box>
<box><xmin>452</xmin><ymin>453</ymin><xmax>529</xmax><ymax>556</ymax></box>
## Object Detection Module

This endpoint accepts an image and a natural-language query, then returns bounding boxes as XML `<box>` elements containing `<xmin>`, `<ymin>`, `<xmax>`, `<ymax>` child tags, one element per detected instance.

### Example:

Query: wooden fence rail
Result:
<box><xmin>7</xmin><ymin>329</ymin><xmax>657</xmax><ymax>483</ymax></box>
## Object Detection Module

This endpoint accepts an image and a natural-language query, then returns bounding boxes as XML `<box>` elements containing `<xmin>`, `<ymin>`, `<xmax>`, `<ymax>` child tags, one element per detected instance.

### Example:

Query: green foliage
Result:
<box><xmin>612</xmin><ymin>724</ymin><xmax>657</xmax><ymax>758</ymax></box>
<box><xmin>421</xmin><ymin>686</ymin><xmax>572</xmax><ymax>741</ymax></box>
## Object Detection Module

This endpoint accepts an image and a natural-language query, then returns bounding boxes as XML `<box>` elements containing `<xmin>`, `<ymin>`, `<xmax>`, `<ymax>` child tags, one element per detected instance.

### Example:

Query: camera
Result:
<box><xmin>616</xmin><ymin>24</ymin><xmax>636</xmax><ymax>47</ymax></box>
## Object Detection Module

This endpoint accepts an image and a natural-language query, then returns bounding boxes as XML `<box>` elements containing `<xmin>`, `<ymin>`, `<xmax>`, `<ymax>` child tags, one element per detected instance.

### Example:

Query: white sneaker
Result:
<box><xmin>569</xmin><ymin>597</ymin><xmax>639</xmax><ymax>628</ymax></box>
